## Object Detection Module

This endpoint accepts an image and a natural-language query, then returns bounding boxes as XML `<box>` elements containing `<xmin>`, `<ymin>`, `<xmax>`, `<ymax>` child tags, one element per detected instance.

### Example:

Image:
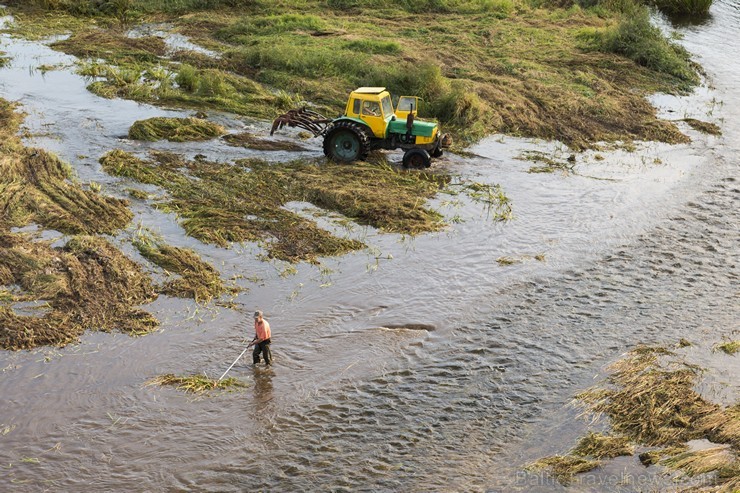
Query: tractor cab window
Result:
<box><xmin>397</xmin><ymin>96</ymin><xmax>417</xmax><ymax>113</ymax></box>
<box><xmin>362</xmin><ymin>100</ymin><xmax>381</xmax><ymax>117</ymax></box>
<box><xmin>381</xmin><ymin>95</ymin><xmax>393</xmax><ymax>118</ymax></box>
<box><xmin>352</xmin><ymin>98</ymin><xmax>361</xmax><ymax>115</ymax></box>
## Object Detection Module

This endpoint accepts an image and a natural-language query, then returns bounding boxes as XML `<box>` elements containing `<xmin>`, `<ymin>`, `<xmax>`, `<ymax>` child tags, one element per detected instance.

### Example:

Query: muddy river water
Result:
<box><xmin>0</xmin><ymin>3</ymin><xmax>738</xmax><ymax>492</ymax></box>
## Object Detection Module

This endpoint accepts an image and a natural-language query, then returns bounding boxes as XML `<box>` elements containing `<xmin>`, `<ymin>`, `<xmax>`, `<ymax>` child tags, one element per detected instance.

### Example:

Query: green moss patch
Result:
<box><xmin>128</xmin><ymin>116</ymin><xmax>226</xmax><ymax>142</ymax></box>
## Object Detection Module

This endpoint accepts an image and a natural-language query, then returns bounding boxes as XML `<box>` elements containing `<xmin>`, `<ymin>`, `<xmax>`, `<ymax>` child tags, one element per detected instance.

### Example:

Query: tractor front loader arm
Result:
<box><xmin>270</xmin><ymin>108</ymin><xmax>332</xmax><ymax>137</ymax></box>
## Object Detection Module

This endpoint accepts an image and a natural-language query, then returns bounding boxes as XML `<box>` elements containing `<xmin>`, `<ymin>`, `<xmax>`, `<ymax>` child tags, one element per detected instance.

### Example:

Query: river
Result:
<box><xmin>0</xmin><ymin>2</ymin><xmax>737</xmax><ymax>492</ymax></box>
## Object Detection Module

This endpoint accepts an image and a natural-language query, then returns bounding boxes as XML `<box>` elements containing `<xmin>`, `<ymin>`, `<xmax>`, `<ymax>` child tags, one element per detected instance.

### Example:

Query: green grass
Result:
<box><xmin>3</xmin><ymin>0</ymin><xmax>703</xmax><ymax>148</ymax></box>
<box><xmin>651</xmin><ymin>0</ymin><xmax>713</xmax><ymax>16</ymax></box>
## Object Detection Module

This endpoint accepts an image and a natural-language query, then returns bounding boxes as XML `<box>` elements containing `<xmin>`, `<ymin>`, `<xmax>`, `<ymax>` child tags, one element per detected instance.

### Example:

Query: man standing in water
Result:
<box><xmin>252</xmin><ymin>310</ymin><xmax>272</xmax><ymax>366</ymax></box>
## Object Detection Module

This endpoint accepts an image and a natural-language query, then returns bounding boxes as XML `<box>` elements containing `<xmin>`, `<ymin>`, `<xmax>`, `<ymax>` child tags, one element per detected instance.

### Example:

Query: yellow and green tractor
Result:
<box><xmin>271</xmin><ymin>87</ymin><xmax>452</xmax><ymax>168</ymax></box>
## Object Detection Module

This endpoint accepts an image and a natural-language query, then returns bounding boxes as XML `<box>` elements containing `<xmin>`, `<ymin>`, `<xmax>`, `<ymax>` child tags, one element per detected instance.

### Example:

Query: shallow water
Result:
<box><xmin>0</xmin><ymin>3</ymin><xmax>738</xmax><ymax>491</ymax></box>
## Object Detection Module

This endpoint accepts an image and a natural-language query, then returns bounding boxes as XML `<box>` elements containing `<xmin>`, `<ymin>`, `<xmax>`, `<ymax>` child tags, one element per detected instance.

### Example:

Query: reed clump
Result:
<box><xmin>576</xmin><ymin>346</ymin><xmax>719</xmax><ymax>446</ymax></box>
<box><xmin>0</xmin><ymin>234</ymin><xmax>159</xmax><ymax>350</ymax></box>
<box><xmin>147</xmin><ymin>373</ymin><xmax>247</xmax><ymax>394</ymax></box>
<box><xmin>128</xmin><ymin>116</ymin><xmax>226</xmax><ymax>142</ymax></box>
<box><xmin>533</xmin><ymin>344</ymin><xmax>739</xmax><ymax>487</ymax></box>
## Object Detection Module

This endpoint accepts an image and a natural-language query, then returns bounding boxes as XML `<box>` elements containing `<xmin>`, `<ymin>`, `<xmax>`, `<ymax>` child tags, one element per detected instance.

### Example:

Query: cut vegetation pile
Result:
<box><xmin>1</xmin><ymin>0</ymin><xmax>708</xmax><ymax>148</ymax></box>
<box><xmin>133</xmin><ymin>232</ymin><xmax>232</xmax><ymax>302</ymax></box>
<box><xmin>128</xmin><ymin>116</ymin><xmax>226</xmax><ymax>142</ymax></box>
<box><xmin>531</xmin><ymin>345</ymin><xmax>739</xmax><ymax>490</ymax></box>
<box><xmin>147</xmin><ymin>373</ymin><xmax>246</xmax><ymax>394</ymax></box>
<box><xmin>0</xmin><ymin>98</ymin><xmax>158</xmax><ymax>350</ymax></box>
<box><xmin>101</xmin><ymin>150</ymin><xmax>450</xmax><ymax>262</ymax></box>
<box><xmin>223</xmin><ymin>131</ymin><xmax>308</xmax><ymax>152</ymax></box>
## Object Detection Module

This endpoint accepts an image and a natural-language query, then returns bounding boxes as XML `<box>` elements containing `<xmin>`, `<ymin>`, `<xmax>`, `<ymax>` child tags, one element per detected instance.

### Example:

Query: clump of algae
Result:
<box><xmin>0</xmin><ymin>98</ymin><xmax>158</xmax><ymax>350</ymax></box>
<box><xmin>128</xmin><ymin>116</ymin><xmax>226</xmax><ymax>142</ymax></box>
<box><xmin>100</xmin><ymin>150</ymin><xmax>450</xmax><ymax>262</ymax></box>
<box><xmin>147</xmin><ymin>373</ymin><xmax>246</xmax><ymax>394</ymax></box>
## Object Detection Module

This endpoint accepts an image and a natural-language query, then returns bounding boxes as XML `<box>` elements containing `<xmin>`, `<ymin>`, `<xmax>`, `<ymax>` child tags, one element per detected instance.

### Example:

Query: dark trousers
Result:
<box><xmin>253</xmin><ymin>339</ymin><xmax>272</xmax><ymax>365</ymax></box>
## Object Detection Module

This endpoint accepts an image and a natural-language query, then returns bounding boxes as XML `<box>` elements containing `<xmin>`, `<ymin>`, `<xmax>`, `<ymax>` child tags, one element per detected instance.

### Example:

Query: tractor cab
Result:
<box><xmin>344</xmin><ymin>87</ymin><xmax>394</xmax><ymax>139</ymax></box>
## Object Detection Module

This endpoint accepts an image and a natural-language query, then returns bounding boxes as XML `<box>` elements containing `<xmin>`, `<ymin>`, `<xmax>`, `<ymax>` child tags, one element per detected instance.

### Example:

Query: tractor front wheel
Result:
<box><xmin>402</xmin><ymin>148</ymin><xmax>431</xmax><ymax>169</ymax></box>
<box><xmin>323</xmin><ymin>121</ymin><xmax>371</xmax><ymax>163</ymax></box>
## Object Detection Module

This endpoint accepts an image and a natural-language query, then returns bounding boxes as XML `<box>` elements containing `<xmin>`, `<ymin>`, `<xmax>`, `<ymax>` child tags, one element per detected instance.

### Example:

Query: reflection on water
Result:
<box><xmin>0</xmin><ymin>1</ymin><xmax>738</xmax><ymax>491</ymax></box>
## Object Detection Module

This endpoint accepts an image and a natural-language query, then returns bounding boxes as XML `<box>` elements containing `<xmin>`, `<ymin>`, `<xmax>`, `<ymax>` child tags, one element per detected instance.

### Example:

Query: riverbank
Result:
<box><xmin>2</xmin><ymin>0</ymin><xmax>706</xmax><ymax>148</ymax></box>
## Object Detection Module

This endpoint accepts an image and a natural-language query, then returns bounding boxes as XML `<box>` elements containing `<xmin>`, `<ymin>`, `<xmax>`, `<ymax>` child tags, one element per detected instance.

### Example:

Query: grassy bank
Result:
<box><xmin>2</xmin><ymin>0</ymin><xmax>703</xmax><ymax>148</ymax></box>
<box><xmin>0</xmin><ymin>98</ymin><xmax>160</xmax><ymax>350</ymax></box>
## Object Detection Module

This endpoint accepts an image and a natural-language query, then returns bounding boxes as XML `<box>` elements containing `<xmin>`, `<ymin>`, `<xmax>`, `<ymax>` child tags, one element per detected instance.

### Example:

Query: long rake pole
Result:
<box><xmin>217</xmin><ymin>338</ymin><xmax>256</xmax><ymax>383</ymax></box>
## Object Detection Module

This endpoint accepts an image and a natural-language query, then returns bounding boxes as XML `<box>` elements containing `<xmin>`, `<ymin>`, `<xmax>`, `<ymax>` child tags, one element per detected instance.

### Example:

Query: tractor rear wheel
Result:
<box><xmin>323</xmin><ymin>121</ymin><xmax>371</xmax><ymax>163</ymax></box>
<box><xmin>402</xmin><ymin>148</ymin><xmax>431</xmax><ymax>169</ymax></box>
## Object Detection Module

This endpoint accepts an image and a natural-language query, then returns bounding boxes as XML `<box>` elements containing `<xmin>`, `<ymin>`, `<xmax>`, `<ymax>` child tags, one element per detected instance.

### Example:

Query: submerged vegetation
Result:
<box><xmin>0</xmin><ymin>98</ymin><xmax>161</xmax><ymax>350</ymax></box>
<box><xmin>2</xmin><ymin>0</ymin><xmax>704</xmax><ymax>148</ymax></box>
<box><xmin>147</xmin><ymin>373</ymin><xmax>247</xmax><ymax>393</ymax></box>
<box><xmin>133</xmin><ymin>232</ymin><xmax>232</xmax><ymax>302</ymax></box>
<box><xmin>532</xmin><ymin>345</ymin><xmax>739</xmax><ymax>489</ymax></box>
<box><xmin>714</xmin><ymin>340</ymin><xmax>740</xmax><ymax>355</ymax></box>
<box><xmin>128</xmin><ymin>116</ymin><xmax>225</xmax><ymax>142</ymax></box>
<box><xmin>101</xmin><ymin>150</ymin><xmax>451</xmax><ymax>262</ymax></box>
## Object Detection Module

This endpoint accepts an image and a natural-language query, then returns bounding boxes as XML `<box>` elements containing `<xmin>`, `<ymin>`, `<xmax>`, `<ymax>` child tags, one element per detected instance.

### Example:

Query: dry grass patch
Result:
<box><xmin>52</xmin><ymin>29</ymin><xmax>166</xmax><ymax>64</ymax></box>
<box><xmin>713</xmin><ymin>341</ymin><xmax>739</xmax><ymax>355</ymax></box>
<box><xmin>572</xmin><ymin>432</ymin><xmax>635</xmax><ymax>459</ymax></box>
